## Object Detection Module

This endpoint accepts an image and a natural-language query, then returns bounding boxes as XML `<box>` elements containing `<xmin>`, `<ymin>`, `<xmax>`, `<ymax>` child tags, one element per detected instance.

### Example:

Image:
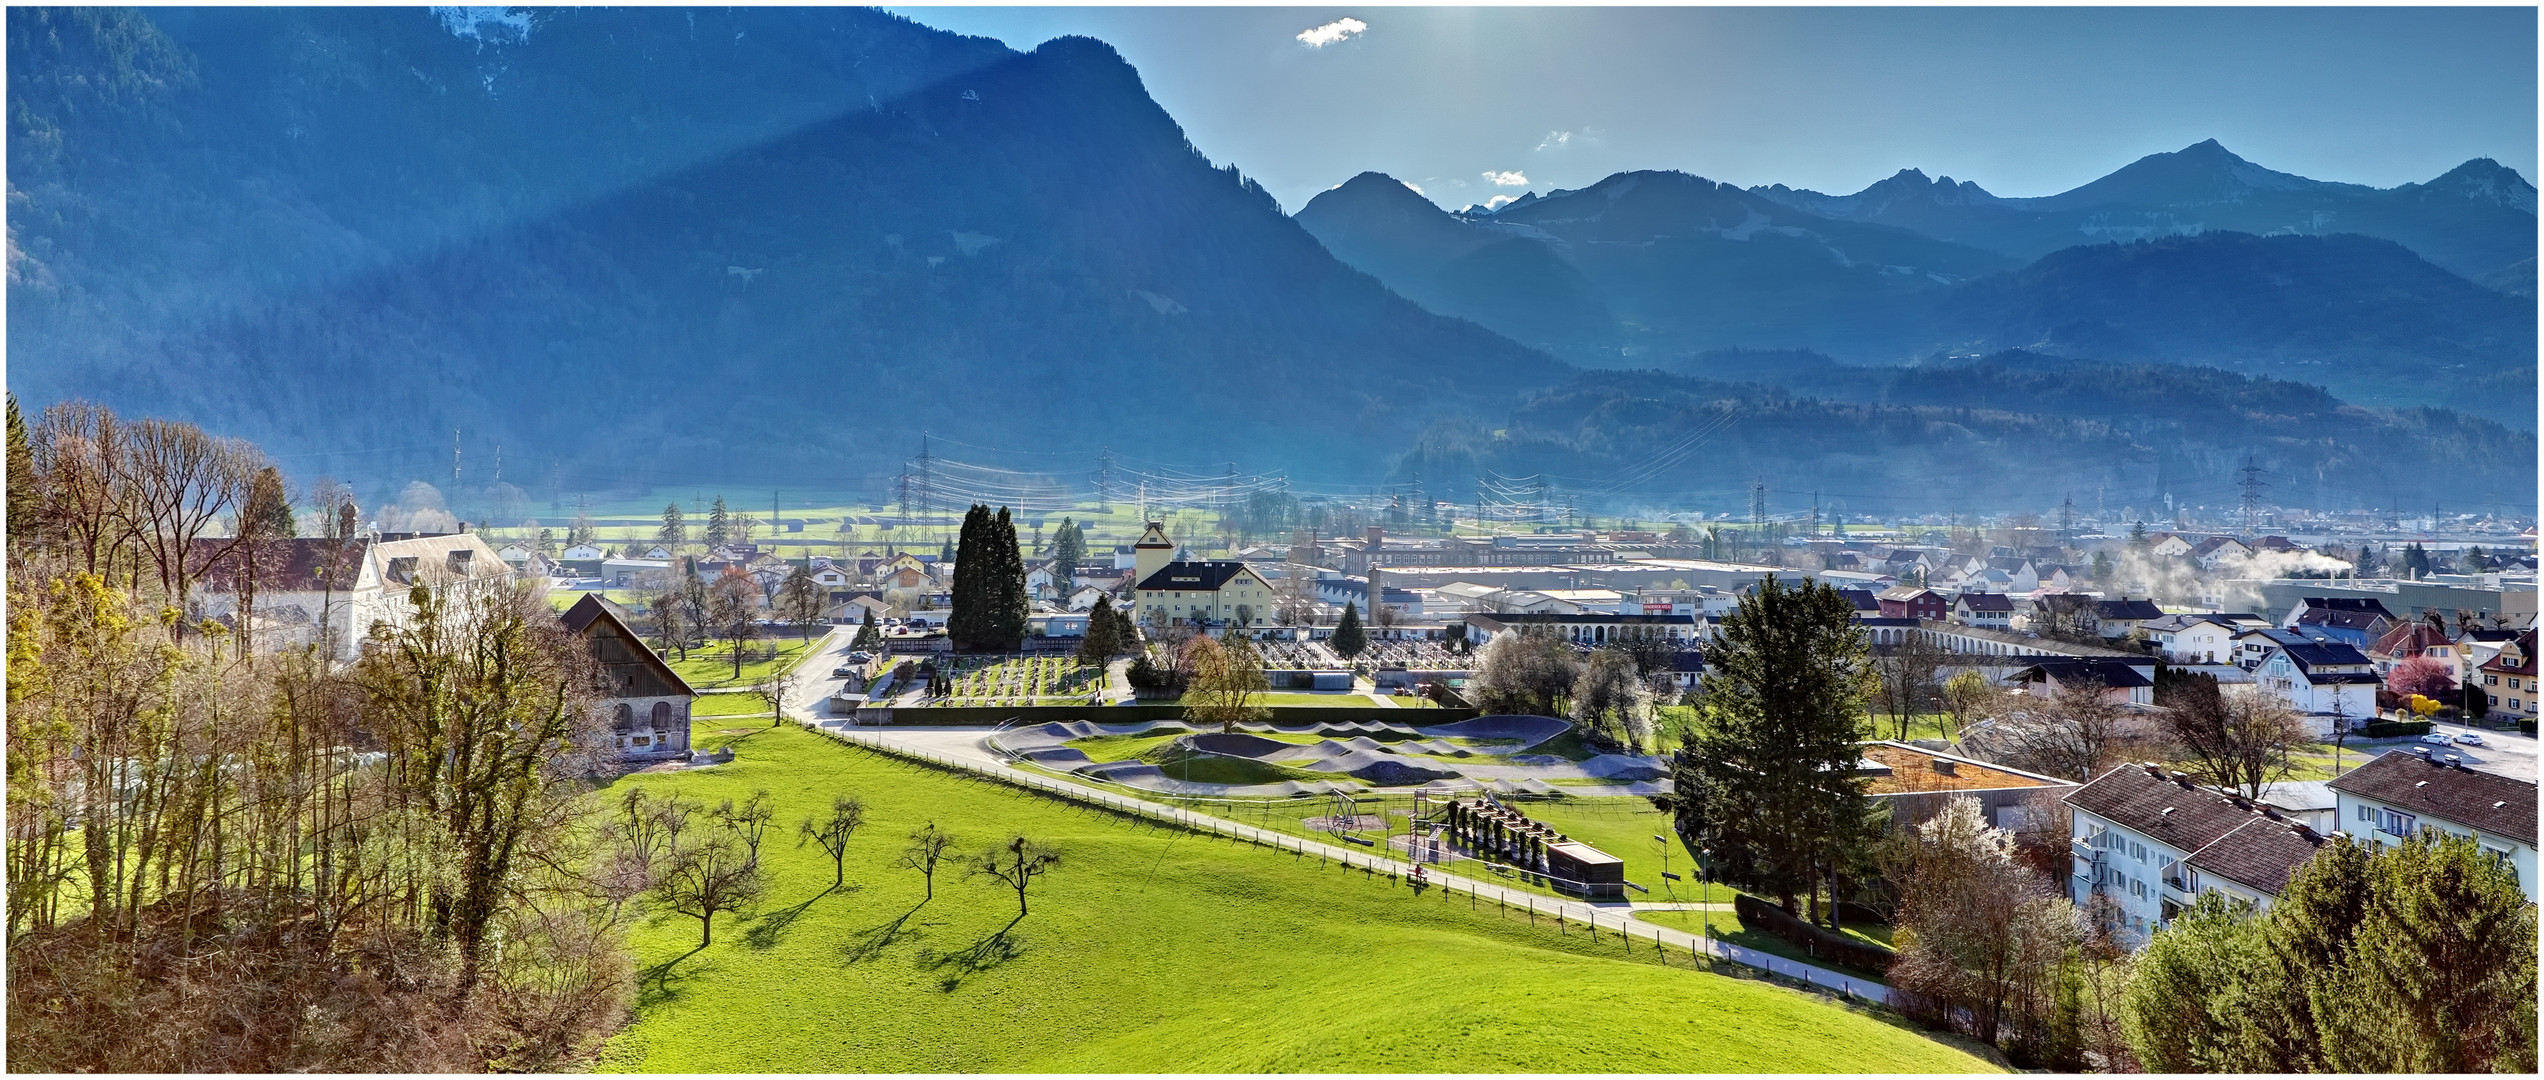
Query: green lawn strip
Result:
<box><xmin>594</xmin><ymin>725</ymin><xmax>1991</xmax><ymax>1073</ymax></box>
<box><xmin>691</xmin><ymin>694</ymin><xmax>777</xmax><ymax>719</ymax></box>
<box><xmin>669</xmin><ymin>638</ymin><xmax>825</xmax><ymax>690</ymax></box>
<box><xmin>1632</xmin><ymin>908</ymin><xmax>1895</xmax><ymax>985</ymax></box>
<box><xmin>2279</xmin><ymin>741</ymin><xmax>2379</xmax><ymax>781</ymax></box>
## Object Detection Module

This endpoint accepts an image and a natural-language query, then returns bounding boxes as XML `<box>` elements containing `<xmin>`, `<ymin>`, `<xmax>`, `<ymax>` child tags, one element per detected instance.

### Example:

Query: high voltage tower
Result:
<box><xmin>2059</xmin><ymin>493</ymin><xmax>2076</xmax><ymax>543</ymax></box>
<box><xmin>2238</xmin><ymin>456</ymin><xmax>2268</xmax><ymax>538</ymax></box>
<box><xmin>1750</xmin><ymin>478</ymin><xmax>1767</xmax><ymax>527</ymax></box>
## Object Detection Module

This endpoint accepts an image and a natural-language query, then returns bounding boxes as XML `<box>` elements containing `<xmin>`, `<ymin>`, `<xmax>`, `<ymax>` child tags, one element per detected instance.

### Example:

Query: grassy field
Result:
<box><xmin>593</xmin><ymin>724</ymin><xmax>1994</xmax><ymax>1073</ymax></box>
<box><xmin>691</xmin><ymin>694</ymin><xmax>777</xmax><ymax>719</ymax></box>
<box><xmin>668</xmin><ymin>638</ymin><xmax>826</xmax><ymax>690</ymax></box>
<box><xmin>2282</xmin><ymin>739</ymin><xmax>2381</xmax><ymax>780</ymax></box>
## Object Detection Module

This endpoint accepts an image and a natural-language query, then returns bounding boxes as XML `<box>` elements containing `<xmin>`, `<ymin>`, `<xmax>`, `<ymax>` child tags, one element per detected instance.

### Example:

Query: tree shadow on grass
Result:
<box><xmin>744</xmin><ymin>885</ymin><xmax>856</xmax><ymax>950</ymax></box>
<box><xmin>636</xmin><ymin>943</ymin><xmax>709</xmax><ymax>1010</ymax></box>
<box><xmin>842</xmin><ymin>900</ymin><xmax>934</xmax><ymax>965</ymax></box>
<box><xmin>917</xmin><ymin>915</ymin><xmax>1026</xmax><ymax>992</ymax></box>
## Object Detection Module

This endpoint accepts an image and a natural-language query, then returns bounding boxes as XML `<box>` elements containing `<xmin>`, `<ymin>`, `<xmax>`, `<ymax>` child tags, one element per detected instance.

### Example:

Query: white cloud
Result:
<box><xmin>1534</xmin><ymin>131</ymin><xmax>1572</xmax><ymax>152</ymax></box>
<box><xmin>1484</xmin><ymin>194</ymin><xmax>1519</xmax><ymax>210</ymax></box>
<box><xmin>1402</xmin><ymin>180</ymin><xmax>1425</xmax><ymax>195</ymax></box>
<box><xmin>1482</xmin><ymin>170</ymin><xmax>1529</xmax><ymax>187</ymax></box>
<box><xmin>1296</xmin><ymin>17</ymin><xmax>1367</xmax><ymax>48</ymax></box>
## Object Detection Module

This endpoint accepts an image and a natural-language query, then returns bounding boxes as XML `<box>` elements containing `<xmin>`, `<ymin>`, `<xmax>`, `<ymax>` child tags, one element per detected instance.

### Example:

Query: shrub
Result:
<box><xmin>2359</xmin><ymin>719</ymin><xmax>2434</xmax><ymax>739</ymax></box>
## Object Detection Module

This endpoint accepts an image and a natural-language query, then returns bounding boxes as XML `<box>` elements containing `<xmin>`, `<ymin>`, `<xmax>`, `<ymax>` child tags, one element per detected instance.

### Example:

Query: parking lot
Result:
<box><xmin>2392</xmin><ymin>718</ymin><xmax>2537</xmax><ymax>783</ymax></box>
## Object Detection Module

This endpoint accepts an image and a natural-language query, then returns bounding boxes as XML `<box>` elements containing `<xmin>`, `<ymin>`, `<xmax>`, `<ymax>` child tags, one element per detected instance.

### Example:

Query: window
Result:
<box><xmin>2131</xmin><ymin>841</ymin><xmax>2147</xmax><ymax>862</ymax></box>
<box><xmin>2489</xmin><ymin>674</ymin><xmax>2500</xmax><ymax>686</ymax></box>
<box><xmin>2131</xmin><ymin>878</ymin><xmax>2146</xmax><ymax>899</ymax></box>
<box><xmin>2378</xmin><ymin>808</ymin><xmax>2417</xmax><ymax>837</ymax></box>
<box><xmin>2357</xmin><ymin>805</ymin><xmax>2376</xmax><ymax>823</ymax></box>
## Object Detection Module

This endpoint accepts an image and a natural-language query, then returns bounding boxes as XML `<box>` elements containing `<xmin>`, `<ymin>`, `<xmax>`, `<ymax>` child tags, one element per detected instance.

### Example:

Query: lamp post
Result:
<box><xmin>1654</xmin><ymin>833</ymin><xmax>1676</xmax><ymax>903</ymax></box>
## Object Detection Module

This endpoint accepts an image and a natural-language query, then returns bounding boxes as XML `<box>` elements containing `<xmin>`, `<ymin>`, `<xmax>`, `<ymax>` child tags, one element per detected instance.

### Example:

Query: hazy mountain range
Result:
<box><xmin>7</xmin><ymin>8</ymin><xmax>2533</xmax><ymax>513</ymax></box>
<box><xmin>1296</xmin><ymin>144</ymin><xmax>2536</xmax><ymax>428</ymax></box>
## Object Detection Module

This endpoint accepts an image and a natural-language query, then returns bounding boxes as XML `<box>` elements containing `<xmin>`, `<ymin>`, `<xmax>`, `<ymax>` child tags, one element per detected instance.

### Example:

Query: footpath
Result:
<box><xmin>813</xmin><ymin>722</ymin><xmax>1892</xmax><ymax>1006</ymax></box>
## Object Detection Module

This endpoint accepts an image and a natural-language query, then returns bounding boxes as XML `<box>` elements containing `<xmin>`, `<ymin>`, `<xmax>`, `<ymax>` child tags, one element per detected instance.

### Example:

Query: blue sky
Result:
<box><xmin>887</xmin><ymin>6</ymin><xmax>2539</xmax><ymax>213</ymax></box>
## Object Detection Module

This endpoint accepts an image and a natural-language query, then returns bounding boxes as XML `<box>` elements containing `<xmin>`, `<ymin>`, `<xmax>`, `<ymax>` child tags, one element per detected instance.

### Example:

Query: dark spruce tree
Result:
<box><xmin>1330</xmin><ymin>601</ymin><xmax>1366</xmax><ymax>659</ymax></box>
<box><xmin>989</xmin><ymin>506</ymin><xmax>1030</xmax><ymax>650</ymax></box>
<box><xmin>948</xmin><ymin>504</ymin><xmax>991</xmax><ymax>651</ymax></box>
<box><xmin>1668</xmin><ymin>574</ymin><xmax>1875</xmax><ymax>927</ymax></box>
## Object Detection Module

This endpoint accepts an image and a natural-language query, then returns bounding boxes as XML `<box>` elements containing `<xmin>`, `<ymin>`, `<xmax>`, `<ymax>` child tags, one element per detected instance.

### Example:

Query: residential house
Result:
<box><xmin>2328</xmin><ymin>751</ymin><xmax>2536</xmax><ymax>901</ymax></box>
<box><xmin>1836</xmin><ymin>588</ymin><xmax>1882</xmax><ymax>615</ymax></box>
<box><xmin>825</xmin><ymin>592</ymin><xmax>897</xmax><ymax>624</ymax></box>
<box><xmin>495</xmin><ymin>541</ymin><xmax>538</xmax><ymax>567</ymax></box>
<box><xmin>559</xmin><ymin>542</ymin><xmax>606</xmax><ymax>562</ymax></box>
<box><xmin>2144</xmin><ymin>533</ymin><xmax>2196</xmax><ymax>559</ymax></box>
<box><xmin>2477</xmin><ymin>630</ymin><xmax>2538</xmax><ymax>722</ymax></box>
<box><xmin>1951</xmin><ymin>592</ymin><xmax>2015</xmax><ymax>630</ymax></box>
<box><xmin>2066</xmin><ymin>762</ymin><xmax>2332</xmax><ymax>946</ymax></box>
<box><xmin>189</xmin><ymin>532</ymin><xmax>514</xmax><ymax>662</ymax></box>
<box><xmin>1877</xmin><ymin>586</ymin><xmax>1948</xmax><ymax>621</ymax></box>
<box><xmin>601</xmin><ymin>557</ymin><xmax>671</xmax><ymax>587</ymax></box>
<box><xmin>2366</xmin><ymin>620</ymin><xmax>2464</xmax><ymax>681</ymax></box>
<box><xmin>2191</xmin><ymin>536</ymin><xmax>2253</xmax><ymax>568</ymax></box>
<box><xmin>2234</xmin><ymin>626</ymin><xmax>2312</xmax><ymax>670</ymax></box>
<box><xmin>2093</xmin><ymin>598</ymin><xmax>2167</xmax><ymax>640</ymax></box>
<box><xmin>2142</xmin><ymin>614</ymin><xmax>2241</xmax><ymax>665</ymax></box>
<box><xmin>2286</xmin><ymin>597</ymin><xmax>2397</xmax><ymax>650</ymax></box>
<box><xmin>560</xmin><ymin>594</ymin><xmax>694</xmax><ymax>761</ymax></box>
<box><xmin>805</xmin><ymin>558</ymin><xmax>854</xmax><ymax>591</ymax></box>
<box><xmin>1984</xmin><ymin>557</ymin><xmax>2041</xmax><ymax>592</ymax></box>
<box><xmin>1065</xmin><ymin>584</ymin><xmax>1116</xmax><ymax>612</ymax></box>
<box><xmin>2254</xmin><ymin>642</ymin><xmax>2379</xmax><ymax>728</ymax></box>
<box><xmin>2009</xmin><ymin>658</ymin><xmax>2157</xmax><ymax>705</ymax></box>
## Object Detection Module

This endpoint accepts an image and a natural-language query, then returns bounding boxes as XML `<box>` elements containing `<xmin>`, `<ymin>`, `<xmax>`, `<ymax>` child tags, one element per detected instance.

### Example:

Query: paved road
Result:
<box><xmin>2409</xmin><ymin>718</ymin><xmax>2536</xmax><ymax>783</ymax></box>
<box><xmin>823</xmin><ymin>722</ymin><xmax>1892</xmax><ymax>1004</ymax></box>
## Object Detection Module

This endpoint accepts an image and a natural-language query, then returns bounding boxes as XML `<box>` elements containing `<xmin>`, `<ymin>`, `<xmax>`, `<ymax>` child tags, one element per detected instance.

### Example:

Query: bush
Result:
<box><xmin>2359</xmin><ymin>719</ymin><xmax>2434</xmax><ymax>739</ymax></box>
<box><xmin>2521</xmin><ymin>719</ymin><xmax>2537</xmax><ymax>737</ymax></box>
<box><xmin>1732</xmin><ymin>893</ymin><xmax>1895</xmax><ymax>975</ymax></box>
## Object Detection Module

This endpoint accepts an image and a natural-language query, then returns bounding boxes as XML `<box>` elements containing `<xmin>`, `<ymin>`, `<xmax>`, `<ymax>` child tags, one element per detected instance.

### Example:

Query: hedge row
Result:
<box><xmin>2359</xmin><ymin>719</ymin><xmax>2434</xmax><ymax>739</ymax></box>
<box><xmin>1733</xmin><ymin>893</ymin><xmax>1896</xmax><ymax>975</ymax></box>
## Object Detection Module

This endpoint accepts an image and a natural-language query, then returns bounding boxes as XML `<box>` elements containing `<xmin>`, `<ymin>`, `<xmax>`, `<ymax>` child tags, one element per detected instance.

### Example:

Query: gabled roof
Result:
<box><xmin>1133</xmin><ymin>521</ymin><xmax>1175</xmax><ymax>550</ymax></box>
<box><xmin>560</xmin><ymin>593</ymin><xmax>695</xmax><ymax>697</ymax></box>
<box><xmin>1878</xmin><ymin>586</ymin><xmax>1939</xmax><ymax>602</ymax></box>
<box><xmin>2191</xmin><ymin>536</ymin><xmax>2250</xmax><ymax>557</ymax></box>
<box><xmin>189</xmin><ymin>537</ymin><xmax>373</xmax><ymax>592</ymax></box>
<box><xmin>1956</xmin><ymin>592</ymin><xmax>2016</xmax><ymax>612</ymax></box>
<box><xmin>2328</xmin><ymin>750</ymin><xmax>2537</xmax><ymax>845</ymax></box>
<box><xmin>2369</xmin><ymin>621</ymin><xmax>2454</xmax><ymax>659</ymax></box>
<box><xmin>2095</xmin><ymin>598</ymin><xmax>2165</xmax><ymax>621</ymax></box>
<box><xmin>2479</xmin><ymin>630</ymin><xmax>2536</xmax><ymax>676</ymax></box>
<box><xmin>2143</xmin><ymin>613</ymin><xmax>2236</xmax><ymax>634</ymax></box>
<box><xmin>2067</xmin><ymin>763</ymin><xmax>2260</xmax><ymax>855</ymax></box>
<box><xmin>1837</xmin><ymin>588</ymin><xmax>1882</xmax><ymax>612</ymax></box>
<box><xmin>2017</xmin><ymin>657</ymin><xmax>2155</xmax><ymax>689</ymax></box>
<box><xmin>2298</xmin><ymin>608</ymin><xmax>2390</xmax><ymax>632</ymax></box>
<box><xmin>2237</xmin><ymin>626</ymin><xmax>2311</xmax><ymax>646</ymax></box>
<box><xmin>1134</xmin><ymin>561</ymin><xmax>1260</xmax><ymax>592</ymax></box>
<box><xmin>2281</xmin><ymin>641</ymin><xmax>2373</xmax><ymax>672</ymax></box>
<box><xmin>2186</xmin><ymin>815</ymin><xmax>2328</xmax><ymax>896</ymax></box>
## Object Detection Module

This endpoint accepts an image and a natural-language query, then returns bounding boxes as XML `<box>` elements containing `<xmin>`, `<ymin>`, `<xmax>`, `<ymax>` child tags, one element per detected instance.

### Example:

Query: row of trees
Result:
<box><xmin>655</xmin><ymin>495</ymin><xmax>757</xmax><ymax>552</ymax></box>
<box><xmin>8</xmin><ymin>399</ymin><xmax>629</xmax><ymax>1071</ymax></box>
<box><xmin>1465</xmin><ymin>622</ymin><xmax>1684</xmax><ymax>751</ymax></box>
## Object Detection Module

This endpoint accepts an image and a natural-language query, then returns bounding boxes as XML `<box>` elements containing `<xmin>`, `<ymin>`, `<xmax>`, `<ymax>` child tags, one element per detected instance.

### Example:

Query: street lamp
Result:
<box><xmin>1653</xmin><ymin>833</ymin><xmax>1677</xmax><ymax>903</ymax></box>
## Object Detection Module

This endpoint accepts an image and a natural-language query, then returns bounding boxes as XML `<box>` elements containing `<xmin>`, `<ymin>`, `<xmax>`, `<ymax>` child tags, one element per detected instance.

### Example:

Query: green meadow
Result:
<box><xmin>593</xmin><ymin>724</ymin><xmax>1995</xmax><ymax>1073</ymax></box>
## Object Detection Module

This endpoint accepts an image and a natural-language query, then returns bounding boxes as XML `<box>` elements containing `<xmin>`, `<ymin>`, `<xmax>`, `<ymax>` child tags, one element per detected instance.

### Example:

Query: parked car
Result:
<box><xmin>2455</xmin><ymin>732</ymin><xmax>2487</xmax><ymax>746</ymax></box>
<box><xmin>2419</xmin><ymin>732</ymin><xmax>2455</xmax><ymax>746</ymax></box>
<box><xmin>848</xmin><ymin>651</ymin><xmax>874</xmax><ymax>663</ymax></box>
<box><xmin>831</xmin><ymin>666</ymin><xmax>857</xmax><ymax>678</ymax></box>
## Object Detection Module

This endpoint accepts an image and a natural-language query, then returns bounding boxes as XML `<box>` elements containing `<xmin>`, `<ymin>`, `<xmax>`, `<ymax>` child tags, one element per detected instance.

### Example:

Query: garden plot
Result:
<box><xmin>936</xmin><ymin>655</ymin><xmax>1105</xmax><ymax>705</ymax></box>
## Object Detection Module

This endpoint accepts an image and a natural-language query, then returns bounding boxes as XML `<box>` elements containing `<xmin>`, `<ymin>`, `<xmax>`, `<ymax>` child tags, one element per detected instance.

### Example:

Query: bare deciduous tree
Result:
<box><xmin>1871</xmin><ymin>632</ymin><xmax>1950</xmax><ymax>741</ymax></box>
<box><xmin>655</xmin><ymin>829</ymin><xmax>765</xmax><ymax>948</ymax></box>
<box><xmin>2164</xmin><ymin>686</ymin><xmax>2308</xmax><ymax>799</ymax></box>
<box><xmin>969</xmin><ymin>835</ymin><xmax>1061</xmax><ymax>919</ymax></box>
<box><xmin>797</xmin><ymin>795</ymin><xmax>867</xmax><ymax>890</ymax></box>
<box><xmin>894</xmin><ymin>821</ymin><xmax>956</xmax><ymax>901</ymax></box>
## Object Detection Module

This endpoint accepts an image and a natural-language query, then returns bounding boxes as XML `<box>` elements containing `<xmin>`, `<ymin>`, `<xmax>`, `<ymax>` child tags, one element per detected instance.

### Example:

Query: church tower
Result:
<box><xmin>1133</xmin><ymin>520</ymin><xmax>1175</xmax><ymax>587</ymax></box>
